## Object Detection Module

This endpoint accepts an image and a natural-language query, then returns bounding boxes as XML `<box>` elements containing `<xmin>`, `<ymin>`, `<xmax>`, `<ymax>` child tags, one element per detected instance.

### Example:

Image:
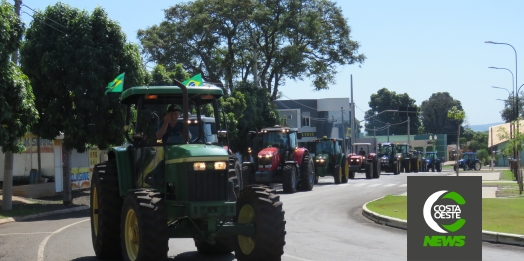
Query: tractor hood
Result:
<box><xmin>165</xmin><ymin>144</ymin><xmax>228</xmax><ymax>164</ymax></box>
<box><xmin>259</xmin><ymin>147</ymin><xmax>278</xmax><ymax>157</ymax></box>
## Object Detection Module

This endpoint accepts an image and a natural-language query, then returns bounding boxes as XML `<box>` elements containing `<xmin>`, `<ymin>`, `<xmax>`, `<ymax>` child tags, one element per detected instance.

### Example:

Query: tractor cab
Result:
<box><xmin>310</xmin><ymin>136</ymin><xmax>348</xmax><ymax>184</ymax></box>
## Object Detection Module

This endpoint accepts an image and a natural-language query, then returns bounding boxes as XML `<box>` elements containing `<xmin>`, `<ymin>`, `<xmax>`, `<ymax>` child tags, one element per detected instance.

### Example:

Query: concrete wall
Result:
<box><xmin>12</xmin><ymin>182</ymin><xmax>56</xmax><ymax>198</ymax></box>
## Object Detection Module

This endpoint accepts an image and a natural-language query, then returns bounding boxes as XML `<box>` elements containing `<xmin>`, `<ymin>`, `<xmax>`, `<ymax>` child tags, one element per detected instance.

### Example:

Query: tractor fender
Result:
<box><xmin>293</xmin><ymin>148</ymin><xmax>308</xmax><ymax>165</ymax></box>
<box><xmin>108</xmin><ymin>146</ymin><xmax>134</xmax><ymax>197</ymax></box>
<box><xmin>285</xmin><ymin>161</ymin><xmax>300</xmax><ymax>170</ymax></box>
<box><xmin>223</xmin><ymin>145</ymin><xmax>233</xmax><ymax>155</ymax></box>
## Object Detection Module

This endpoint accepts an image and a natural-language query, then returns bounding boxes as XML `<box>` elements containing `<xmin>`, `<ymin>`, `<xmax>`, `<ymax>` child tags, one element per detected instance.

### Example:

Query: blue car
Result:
<box><xmin>424</xmin><ymin>152</ymin><xmax>442</xmax><ymax>172</ymax></box>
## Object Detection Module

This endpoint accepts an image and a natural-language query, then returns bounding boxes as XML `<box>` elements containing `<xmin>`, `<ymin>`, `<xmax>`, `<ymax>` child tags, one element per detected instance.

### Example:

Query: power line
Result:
<box><xmin>21</xmin><ymin>10</ymin><xmax>68</xmax><ymax>35</ymax></box>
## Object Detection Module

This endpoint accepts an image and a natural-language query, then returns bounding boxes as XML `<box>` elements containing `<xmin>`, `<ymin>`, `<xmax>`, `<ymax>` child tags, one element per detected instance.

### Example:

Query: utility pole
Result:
<box><xmin>407</xmin><ymin>114</ymin><xmax>411</xmax><ymax>147</ymax></box>
<box><xmin>252</xmin><ymin>31</ymin><xmax>258</xmax><ymax>88</ymax></box>
<box><xmin>3</xmin><ymin>0</ymin><xmax>22</xmax><ymax>211</ymax></box>
<box><xmin>350</xmin><ymin>75</ymin><xmax>354</xmax><ymax>152</ymax></box>
<box><xmin>387</xmin><ymin>123</ymin><xmax>390</xmax><ymax>142</ymax></box>
<box><xmin>341</xmin><ymin>107</ymin><xmax>346</xmax><ymax>154</ymax></box>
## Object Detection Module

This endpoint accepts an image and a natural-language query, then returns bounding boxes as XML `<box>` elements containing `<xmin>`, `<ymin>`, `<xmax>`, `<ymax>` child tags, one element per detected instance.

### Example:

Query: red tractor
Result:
<box><xmin>348</xmin><ymin>143</ymin><xmax>380</xmax><ymax>179</ymax></box>
<box><xmin>243</xmin><ymin>125</ymin><xmax>315</xmax><ymax>193</ymax></box>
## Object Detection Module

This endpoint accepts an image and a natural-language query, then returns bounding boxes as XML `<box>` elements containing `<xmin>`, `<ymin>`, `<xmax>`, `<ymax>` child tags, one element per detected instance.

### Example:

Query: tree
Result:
<box><xmin>364</xmin><ymin>88</ymin><xmax>421</xmax><ymax>136</ymax></box>
<box><xmin>148</xmin><ymin>64</ymin><xmax>189</xmax><ymax>86</ymax></box>
<box><xmin>0</xmin><ymin>0</ymin><xmax>38</xmax><ymax>211</ymax></box>
<box><xmin>420</xmin><ymin>92</ymin><xmax>464</xmax><ymax>143</ymax></box>
<box><xmin>499</xmin><ymin>92</ymin><xmax>524</xmax><ymax>122</ymax></box>
<box><xmin>447</xmin><ymin>106</ymin><xmax>465</xmax><ymax>176</ymax></box>
<box><xmin>137</xmin><ymin>0</ymin><xmax>365</xmax><ymax>98</ymax></box>
<box><xmin>20</xmin><ymin>3</ymin><xmax>146</xmax><ymax>204</ymax></box>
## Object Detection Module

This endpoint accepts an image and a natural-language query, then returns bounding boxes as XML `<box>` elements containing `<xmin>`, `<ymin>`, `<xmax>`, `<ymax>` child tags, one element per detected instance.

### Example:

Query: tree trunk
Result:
<box><xmin>62</xmin><ymin>147</ymin><xmax>72</xmax><ymax>205</ymax></box>
<box><xmin>456</xmin><ymin>125</ymin><xmax>460</xmax><ymax>176</ymax></box>
<box><xmin>2</xmin><ymin>152</ymin><xmax>14</xmax><ymax>211</ymax></box>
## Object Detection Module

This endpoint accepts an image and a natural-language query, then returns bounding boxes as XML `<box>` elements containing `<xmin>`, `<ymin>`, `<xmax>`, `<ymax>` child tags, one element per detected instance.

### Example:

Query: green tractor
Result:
<box><xmin>395</xmin><ymin>143</ymin><xmax>413</xmax><ymax>173</ymax></box>
<box><xmin>310</xmin><ymin>137</ymin><xmax>348</xmax><ymax>184</ymax></box>
<box><xmin>90</xmin><ymin>82</ymin><xmax>285</xmax><ymax>261</ymax></box>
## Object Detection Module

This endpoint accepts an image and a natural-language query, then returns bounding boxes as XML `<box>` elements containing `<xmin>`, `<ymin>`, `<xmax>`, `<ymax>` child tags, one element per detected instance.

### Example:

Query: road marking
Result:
<box><xmin>368</xmin><ymin>184</ymin><xmax>382</xmax><ymax>187</ymax></box>
<box><xmin>37</xmin><ymin>219</ymin><xmax>89</xmax><ymax>261</ymax></box>
<box><xmin>384</xmin><ymin>184</ymin><xmax>397</xmax><ymax>187</ymax></box>
<box><xmin>399</xmin><ymin>184</ymin><xmax>407</xmax><ymax>187</ymax></box>
<box><xmin>0</xmin><ymin>232</ymin><xmax>53</xmax><ymax>236</ymax></box>
<box><xmin>283</xmin><ymin>253</ymin><xmax>315</xmax><ymax>261</ymax></box>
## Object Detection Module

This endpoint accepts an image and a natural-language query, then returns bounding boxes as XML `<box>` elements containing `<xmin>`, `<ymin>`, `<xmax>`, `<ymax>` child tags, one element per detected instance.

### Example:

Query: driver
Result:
<box><xmin>277</xmin><ymin>133</ymin><xmax>287</xmax><ymax>148</ymax></box>
<box><xmin>156</xmin><ymin>105</ymin><xmax>190</xmax><ymax>142</ymax></box>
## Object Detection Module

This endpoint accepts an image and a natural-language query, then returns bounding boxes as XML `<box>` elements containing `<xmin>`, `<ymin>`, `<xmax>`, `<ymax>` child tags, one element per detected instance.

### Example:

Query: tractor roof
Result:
<box><xmin>261</xmin><ymin>125</ymin><xmax>299</xmax><ymax>133</ymax></box>
<box><xmin>380</xmin><ymin>142</ymin><xmax>394</xmax><ymax>146</ymax></box>
<box><xmin>312</xmin><ymin>136</ymin><xmax>338</xmax><ymax>142</ymax></box>
<box><xmin>120</xmin><ymin>85</ymin><xmax>224</xmax><ymax>105</ymax></box>
<box><xmin>353</xmin><ymin>143</ymin><xmax>371</xmax><ymax>146</ymax></box>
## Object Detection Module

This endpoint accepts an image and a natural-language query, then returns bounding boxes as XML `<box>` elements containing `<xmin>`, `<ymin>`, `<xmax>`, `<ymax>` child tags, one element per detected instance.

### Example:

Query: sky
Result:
<box><xmin>17</xmin><ymin>0</ymin><xmax>524</xmax><ymax>126</ymax></box>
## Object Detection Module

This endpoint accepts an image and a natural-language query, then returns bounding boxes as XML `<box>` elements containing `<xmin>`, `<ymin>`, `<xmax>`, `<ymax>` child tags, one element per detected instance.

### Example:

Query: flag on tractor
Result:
<box><xmin>105</xmin><ymin>73</ymin><xmax>125</xmax><ymax>95</ymax></box>
<box><xmin>182</xmin><ymin>74</ymin><xmax>202</xmax><ymax>86</ymax></box>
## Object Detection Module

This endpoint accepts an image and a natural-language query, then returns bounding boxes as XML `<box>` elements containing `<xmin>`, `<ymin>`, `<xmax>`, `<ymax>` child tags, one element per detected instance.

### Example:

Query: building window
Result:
<box><xmin>302</xmin><ymin>117</ymin><xmax>310</xmax><ymax>127</ymax></box>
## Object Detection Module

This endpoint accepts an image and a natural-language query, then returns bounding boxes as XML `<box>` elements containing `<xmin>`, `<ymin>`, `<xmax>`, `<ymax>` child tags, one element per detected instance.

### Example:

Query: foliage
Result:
<box><xmin>235</xmin><ymin>84</ymin><xmax>280</xmax><ymax>154</ymax></box>
<box><xmin>0</xmin><ymin>63</ymin><xmax>38</xmax><ymax>153</ymax></box>
<box><xmin>476</xmin><ymin>148</ymin><xmax>489</xmax><ymax>164</ymax></box>
<box><xmin>499</xmin><ymin>92</ymin><xmax>524</xmax><ymax>123</ymax></box>
<box><xmin>466</xmin><ymin>131</ymin><xmax>488</xmax><ymax>152</ymax></box>
<box><xmin>20</xmin><ymin>3</ymin><xmax>146</xmax><ymax>152</ymax></box>
<box><xmin>496</xmin><ymin>121</ymin><xmax>524</xmax><ymax>160</ymax></box>
<box><xmin>422</xmin><ymin>93</ymin><xmax>464</xmax><ymax>143</ymax></box>
<box><xmin>137</xmin><ymin>0</ymin><xmax>365</xmax><ymax>99</ymax></box>
<box><xmin>0</xmin><ymin>0</ymin><xmax>23</xmax><ymax>65</ymax></box>
<box><xmin>148</xmin><ymin>64</ymin><xmax>189</xmax><ymax>86</ymax></box>
<box><xmin>364</xmin><ymin>88</ymin><xmax>421</xmax><ymax>136</ymax></box>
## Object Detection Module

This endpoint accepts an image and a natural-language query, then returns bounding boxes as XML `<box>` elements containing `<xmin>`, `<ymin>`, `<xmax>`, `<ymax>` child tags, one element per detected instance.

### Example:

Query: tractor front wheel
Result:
<box><xmin>91</xmin><ymin>161</ymin><xmax>123</xmax><ymax>260</ymax></box>
<box><xmin>373</xmin><ymin>159</ymin><xmax>381</xmax><ymax>179</ymax></box>
<box><xmin>341</xmin><ymin>158</ymin><xmax>349</xmax><ymax>183</ymax></box>
<box><xmin>235</xmin><ymin>186</ymin><xmax>286</xmax><ymax>261</ymax></box>
<box><xmin>241</xmin><ymin>163</ymin><xmax>254</xmax><ymax>188</ymax></box>
<box><xmin>120</xmin><ymin>190</ymin><xmax>168</xmax><ymax>261</ymax></box>
<box><xmin>283</xmin><ymin>164</ymin><xmax>298</xmax><ymax>193</ymax></box>
<box><xmin>365</xmin><ymin>163</ymin><xmax>373</xmax><ymax>179</ymax></box>
<box><xmin>393</xmin><ymin>161</ymin><xmax>400</xmax><ymax>175</ymax></box>
<box><xmin>474</xmin><ymin>162</ymin><xmax>481</xmax><ymax>171</ymax></box>
<box><xmin>334</xmin><ymin>165</ymin><xmax>342</xmax><ymax>184</ymax></box>
<box><xmin>298</xmin><ymin>154</ymin><xmax>315</xmax><ymax>191</ymax></box>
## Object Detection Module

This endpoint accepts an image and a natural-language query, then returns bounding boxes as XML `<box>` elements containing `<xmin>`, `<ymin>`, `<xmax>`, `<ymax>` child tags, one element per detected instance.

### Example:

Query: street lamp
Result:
<box><xmin>429</xmin><ymin>134</ymin><xmax>437</xmax><ymax>151</ymax></box>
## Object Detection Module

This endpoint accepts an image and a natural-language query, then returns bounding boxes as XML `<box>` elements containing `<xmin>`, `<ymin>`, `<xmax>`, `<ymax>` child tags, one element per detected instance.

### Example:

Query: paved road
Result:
<box><xmin>0</xmin><ymin>169</ymin><xmax>523</xmax><ymax>260</ymax></box>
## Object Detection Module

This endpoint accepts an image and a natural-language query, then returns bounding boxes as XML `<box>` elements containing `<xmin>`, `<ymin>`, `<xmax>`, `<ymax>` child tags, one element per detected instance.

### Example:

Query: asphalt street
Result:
<box><xmin>0</xmin><ymin>169</ymin><xmax>523</xmax><ymax>260</ymax></box>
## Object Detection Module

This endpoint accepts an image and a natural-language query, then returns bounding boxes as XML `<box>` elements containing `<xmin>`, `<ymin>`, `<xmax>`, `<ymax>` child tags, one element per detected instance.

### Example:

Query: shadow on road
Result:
<box><xmin>70</xmin><ymin>252</ymin><xmax>235</xmax><ymax>261</ymax></box>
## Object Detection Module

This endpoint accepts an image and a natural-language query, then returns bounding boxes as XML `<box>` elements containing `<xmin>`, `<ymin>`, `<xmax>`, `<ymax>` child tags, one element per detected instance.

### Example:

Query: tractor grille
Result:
<box><xmin>187</xmin><ymin>166</ymin><xmax>229</xmax><ymax>201</ymax></box>
<box><xmin>258</xmin><ymin>157</ymin><xmax>272</xmax><ymax>166</ymax></box>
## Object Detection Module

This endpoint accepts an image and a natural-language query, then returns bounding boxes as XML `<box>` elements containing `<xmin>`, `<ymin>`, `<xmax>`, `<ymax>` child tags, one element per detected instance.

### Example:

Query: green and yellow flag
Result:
<box><xmin>182</xmin><ymin>74</ymin><xmax>202</xmax><ymax>87</ymax></box>
<box><xmin>105</xmin><ymin>72</ymin><xmax>125</xmax><ymax>95</ymax></box>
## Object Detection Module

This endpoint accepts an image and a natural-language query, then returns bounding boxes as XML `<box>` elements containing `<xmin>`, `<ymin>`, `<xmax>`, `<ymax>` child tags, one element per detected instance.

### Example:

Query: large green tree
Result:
<box><xmin>20</xmin><ymin>3</ymin><xmax>146</xmax><ymax>204</ymax></box>
<box><xmin>137</xmin><ymin>0</ymin><xmax>365</xmax><ymax>99</ymax></box>
<box><xmin>499</xmin><ymin>92</ymin><xmax>524</xmax><ymax>122</ymax></box>
<box><xmin>0</xmin><ymin>0</ymin><xmax>38</xmax><ymax>211</ymax></box>
<box><xmin>364</xmin><ymin>88</ymin><xmax>421</xmax><ymax>136</ymax></box>
<box><xmin>420</xmin><ymin>92</ymin><xmax>464</xmax><ymax>144</ymax></box>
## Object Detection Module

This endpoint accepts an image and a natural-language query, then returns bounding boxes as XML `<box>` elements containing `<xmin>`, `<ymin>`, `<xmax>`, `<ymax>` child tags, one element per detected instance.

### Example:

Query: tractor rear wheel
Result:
<box><xmin>194</xmin><ymin>238</ymin><xmax>234</xmax><ymax>255</ymax></box>
<box><xmin>334</xmin><ymin>165</ymin><xmax>342</xmax><ymax>184</ymax></box>
<box><xmin>437</xmin><ymin>162</ymin><xmax>443</xmax><ymax>172</ymax></box>
<box><xmin>393</xmin><ymin>161</ymin><xmax>399</xmax><ymax>175</ymax></box>
<box><xmin>234</xmin><ymin>186</ymin><xmax>286</xmax><ymax>261</ymax></box>
<box><xmin>298</xmin><ymin>154</ymin><xmax>315</xmax><ymax>191</ymax></box>
<box><xmin>365</xmin><ymin>163</ymin><xmax>373</xmax><ymax>179</ymax></box>
<box><xmin>373</xmin><ymin>159</ymin><xmax>381</xmax><ymax>179</ymax></box>
<box><xmin>314</xmin><ymin>175</ymin><xmax>319</xmax><ymax>184</ymax></box>
<box><xmin>341</xmin><ymin>158</ymin><xmax>349</xmax><ymax>183</ymax></box>
<box><xmin>412</xmin><ymin>159</ymin><xmax>419</xmax><ymax>173</ymax></box>
<box><xmin>120</xmin><ymin>190</ymin><xmax>168</xmax><ymax>261</ymax></box>
<box><xmin>91</xmin><ymin>161</ymin><xmax>123</xmax><ymax>260</ymax></box>
<box><xmin>474</xmin><ymin>162</ymin><xmax>481</xmax><ymax>171</ymax></box>
<box><xmin>241</xmin><ymin>163</ymin><xmax>253</xmax><ymax>188</ymax></box>
<box><xmin>283</xmin><ymin>164</ymin><xmax>298</xmax><ymax>193</ymax></box>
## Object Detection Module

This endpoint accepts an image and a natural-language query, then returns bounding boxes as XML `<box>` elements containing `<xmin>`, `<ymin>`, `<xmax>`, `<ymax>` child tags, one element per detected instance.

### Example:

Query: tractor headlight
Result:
<box><xmin>356</xmin><ymin>159</ymin><xmax>360</xmax><ymax>162</ymax></box>
<box><xmin>193</xmin><ymin>162</ymin><xmax>206</xmax><ymax>171</ymax></box>
<box><xmin>214</xmin><ymin>161</ymin><xmax>227</xmax><ymax>170</ymax></box>
<box><xmin>265</xmin><ymin>154</ymin><xmax>272</xmax><ymax>158</ymax></box>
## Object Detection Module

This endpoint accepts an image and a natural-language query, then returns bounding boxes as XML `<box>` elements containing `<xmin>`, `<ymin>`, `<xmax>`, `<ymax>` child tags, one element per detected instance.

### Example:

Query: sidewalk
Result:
<box><xmin>362</xmin><ymin>171</ymin><xmax>524</xmax><ymax>247</ymax></box>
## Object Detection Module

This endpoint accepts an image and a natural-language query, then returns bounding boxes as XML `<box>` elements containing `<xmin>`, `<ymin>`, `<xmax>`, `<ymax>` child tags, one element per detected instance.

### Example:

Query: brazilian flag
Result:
<box><xmin>105</xmin><ymin>73</ymin><xmax>125</xmax><ymax>95</ymax></box>
<box><xmin>182</xmin><ymin>74</ymin><xmax>202</xmax><ymax>86</ymax></box>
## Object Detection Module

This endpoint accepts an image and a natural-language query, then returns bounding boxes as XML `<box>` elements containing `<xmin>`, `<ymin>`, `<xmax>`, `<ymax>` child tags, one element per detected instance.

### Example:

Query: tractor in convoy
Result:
<box><xmin>90</xmin><ymin>82</ymin><xmax>285</xmax><ymax>261</ymax></box>
<box><xmin>348</xmin><ymin>143</ymin><xmax>379</xmax><ymax>179</ymax></box>
<box><xmin>377</xmin><ymin>142</ymin><xmax>401</xmax><ymax>175</ymax></box>
<box><xmin>455</xmin><ymin>152</ymin><xmax>481</xmax><ymax>171</ymax></box>
<box><xmin>424</xmin><ymin>151</ymin><xmax>443</xmax><ymax>172</ymax></box>
<box><xmin>243</xmin><ymin>126</ymin><xmax>315</xmax><ymax>193</ymax></box>
<box><xmin>309</xmin><ymin>137</ymin><xmax>348</xmax><ymax>184</ymax></box>
<box><xmin>395</xmin><ymin>143</ymin><xmax>413</xmax><ymax>173</ymax></box>
<box><xmin>409</xmin><ymin>149</ymin><xmax>422</xmax><ymax>173</ymax></box>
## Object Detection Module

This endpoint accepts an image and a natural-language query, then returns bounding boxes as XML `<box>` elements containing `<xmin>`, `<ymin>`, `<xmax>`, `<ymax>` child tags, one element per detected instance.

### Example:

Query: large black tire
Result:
<box><xmin>373</xmin><ymin>159</ymin><xmax>381</xmax><ymax>179</ymax></box>
<box><xmin>348</xmin><ymin>170</ymin><xmax>355</xmax><ymax>179</ymax></box>
<box><xmin>474</xmin><ymin>162</ymin><xmax>481</xmax><ymax>171</ymax></box>
<box><xmin>453</xmin><ymin>164</ymin><xmax>457</xmax><ymax>172</ymax></box>
<box><xmin>333</xmin><ymin>165</ymin><xmax>342</xmax><ymax>184</ymax></box>
<box><xmin>120</xmin><ymin>190</ymin><xmax>168</xmax><ymax>261</ymax></box>
<box><xmin>241</xmin><ymin>163</ymin><xmax>253</xmax><ymax>188</ymax></box>
<box><xmin>341</xmin><ymin>157</ymin><xmax>348</xmax><ymax>183</ymax></box>
<box><xmin>365</xmin><ymin>163</ymin><xmax>373</xmax><ymax>179</ymax></box>
<box><xmin>314</xmin><ymin>175</ymin><xmax>319</xmax><ymax>184</ymax></box>
<box><xmin>298</xmin><ymin>154</ymin><xmax>315</xmax><ymax>191</ymax></box>
<box><xmin>412</xmin><ymin>159</ymin><xmax>419</xmax><ymax>173</ymax></box>
<box><xmin>234</xmin><ymin>186</ymin><xmax>286</xmax><ymax>261</ymax></box>
<box><xmin>437</xmin><ymin>162</ymin><xmax>443</xmax><ymax>172</ymax></box>
<box><xmin>404</xmin><ymin>160</ymin><xmax>411</xmax><ymax>173</ymax></box>
<box><xmin>194</xmin><ymin>238</ymin><xmax>234</xmax><ymax>255</ymax></box>
<box><xmin>393</xmin><ymin>161</ymin><xmax>399</xmax><ymax>175</ymax></box>
<box><xmin>282</xmin><ymin>164</ymin><xmax>298</xmax><ymax>193</ymax></box>
<box><xmin>91</xmin><ymin>161</ymin><xmax>123</xmax><ymax>260</ymax></box>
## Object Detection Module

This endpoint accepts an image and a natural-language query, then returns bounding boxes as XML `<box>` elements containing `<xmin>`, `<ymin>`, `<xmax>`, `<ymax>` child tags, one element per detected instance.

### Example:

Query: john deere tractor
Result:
<box><xmin>243</xmin><ymin>126</ymin><xmax>315</xmax><ymax>193</ymax></box>
<box><xmin>395</xmin><ymin>143</ymin><xmax>412</xmax><ymax>173</ymax></box>
<box><xmin>309</xmin><ymin>137</ymin><xmax>348</xmax><ymax>184</ymax></box>
<box><xmin>377</xmin><ymin>142</ymin><xmax>401</xmax><ymax>175</ymax></box>
<box><xmin>90</xmin><ymin>82</ymin><xmax>285</xmax><ymax>261</ymax></box>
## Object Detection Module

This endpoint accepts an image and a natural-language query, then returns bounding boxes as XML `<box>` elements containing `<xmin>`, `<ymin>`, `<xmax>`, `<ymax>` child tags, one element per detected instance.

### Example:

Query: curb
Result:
<box><xmin>0</xmin><ymin>205</ymin><xmax>89</xmax><ymax>226</ymax></box>
<box><xmin>362</xmin><ymin>198</ymin><xmax>524</xmax><ymax>247</ymax></box>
